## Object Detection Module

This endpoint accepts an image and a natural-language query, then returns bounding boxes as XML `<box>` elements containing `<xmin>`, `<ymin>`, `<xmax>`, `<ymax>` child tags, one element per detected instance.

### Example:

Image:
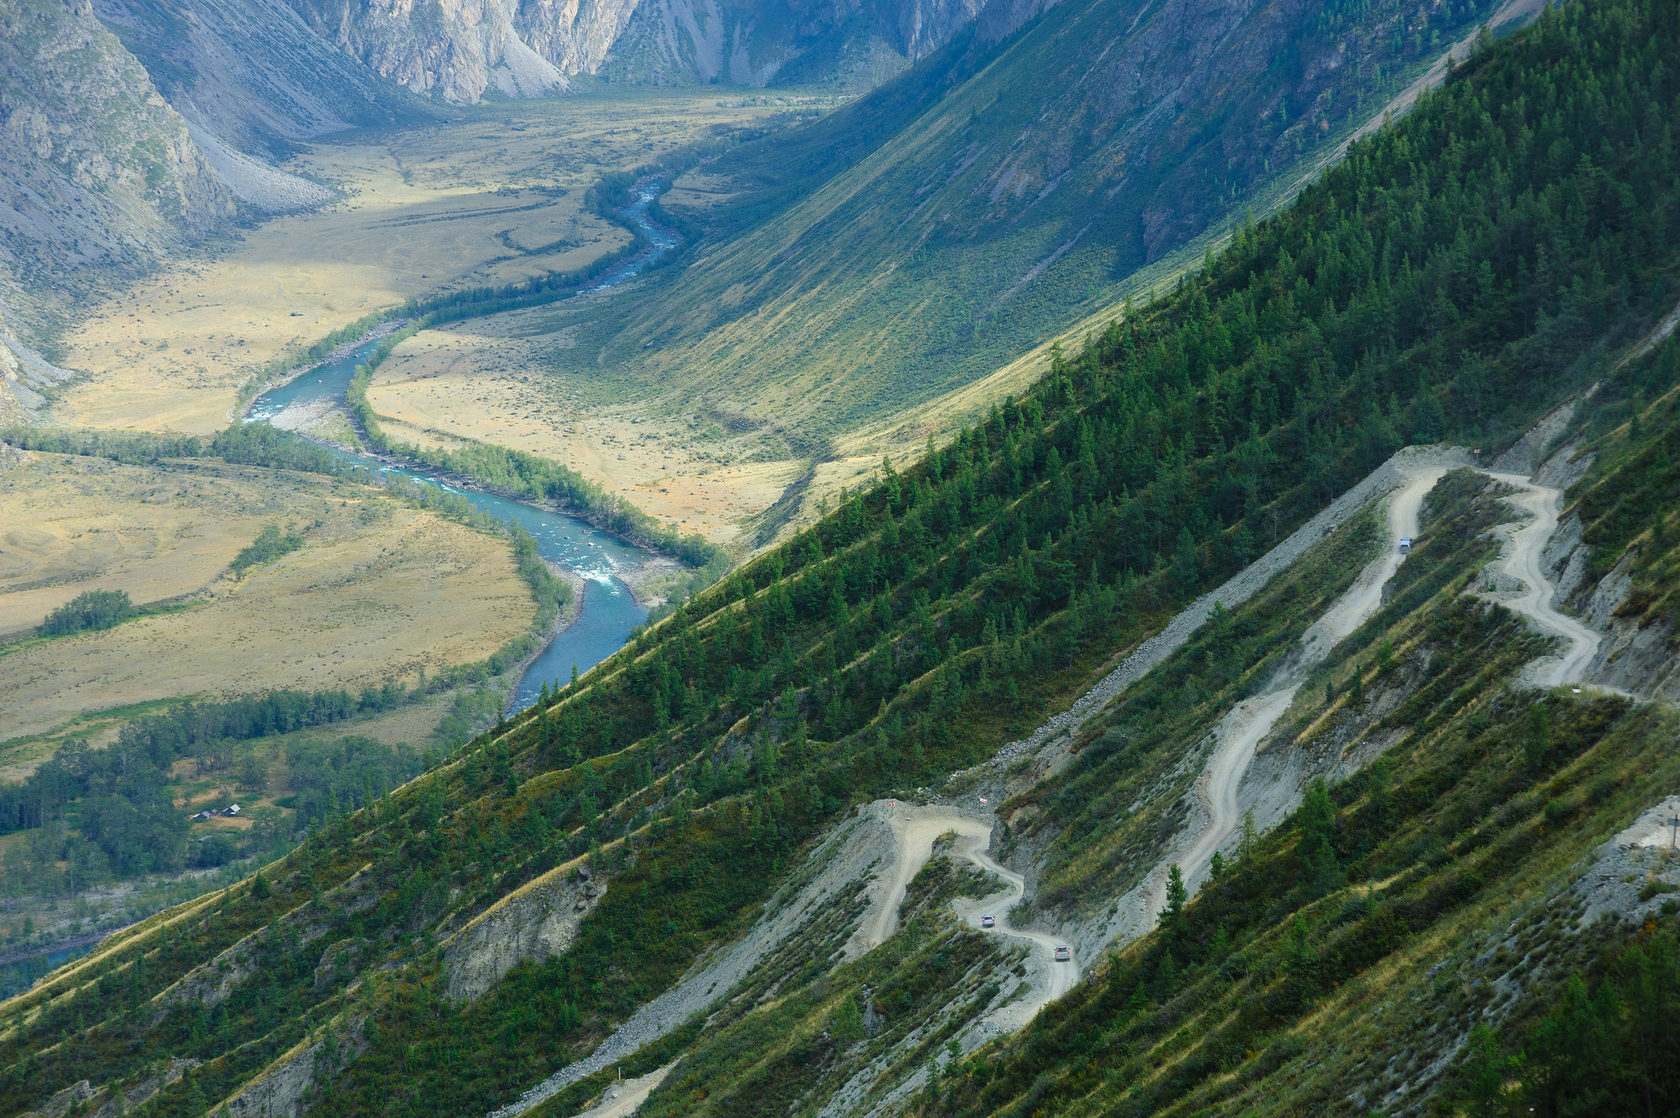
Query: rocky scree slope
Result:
<box><xmin>0</xmin><ymin>0</ymin><xmax>238</xmax><ymax>382</ymax></box>
<box><xmin>91</xmin><ymin>0</ymin><xmax>420</xmax><ymax>158</ymax></box>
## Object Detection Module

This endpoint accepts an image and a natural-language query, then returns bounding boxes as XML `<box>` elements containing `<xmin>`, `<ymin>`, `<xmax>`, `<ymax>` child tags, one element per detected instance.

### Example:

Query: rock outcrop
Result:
<box><xmin>92</xmin><ymin>0</ymin><xmax>417</xmax><ymax>157</ymax></box>
<box><xmin>442</xmin><ymin>863</ymin><xmax>606</xmax><ymax>1002</ymax></box>
<box><xmin>0</xmin><ymin>0</ymin><xmax>239</xmax><ymax>333</ymax></box>
<box><xmin>282</xmin><ymin>0</ymin><xmax>570</xmax><ymax>102</ymax></box>
<box><xmin>281</xmin><ymin>0</ymin><xmax>987</xmax><ymax>100</ymax></box>
<box><xmin>0</xmin><ymin>310</ymin><xmax>75</xmax><ymax>423</ymax></box>
<box><xmin>217</xmin><ymin>1020</ymin><xmax>366</xmax><ymax>1117</ymax></box>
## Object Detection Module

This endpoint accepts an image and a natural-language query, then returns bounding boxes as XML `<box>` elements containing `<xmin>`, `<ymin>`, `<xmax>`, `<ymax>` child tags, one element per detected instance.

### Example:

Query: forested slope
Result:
<box><xmin>2</xmin><ymin>0</ymin><xmax>1678</xmax><ymax>1112</ymax></box>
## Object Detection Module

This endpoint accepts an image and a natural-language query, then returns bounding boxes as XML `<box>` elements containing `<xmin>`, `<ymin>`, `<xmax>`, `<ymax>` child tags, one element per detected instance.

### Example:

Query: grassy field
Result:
<box><xmin>49</xmin><ymin>90</ymin><xmax>787</xmax><ymax>437</ymax></box>
<box><xmin>0</xmin><ymin>451</ymin><xmax>331</xmax><ymax>636</ymax></box>
<box><xmin>0</xmin><ymin>451</ymin><xmax>533</xmax><ymax>751</ymax></box>
<box><xmin>358</xmin><ymin>196</ymin><xmax>1196</xmax><ymax>551</ymax></box>
<box><xmin>364</xmin><ymin>301</ymin><xmax>811</xmax><ymax>546</ymax></box>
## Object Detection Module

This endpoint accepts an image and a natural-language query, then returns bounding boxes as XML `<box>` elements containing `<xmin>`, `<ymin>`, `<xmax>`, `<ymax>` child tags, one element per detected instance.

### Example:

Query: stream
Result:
<box><xmin>245</xmin><ymin>178</ymin><xmax>683</xmax><ymax>711</ymax></box>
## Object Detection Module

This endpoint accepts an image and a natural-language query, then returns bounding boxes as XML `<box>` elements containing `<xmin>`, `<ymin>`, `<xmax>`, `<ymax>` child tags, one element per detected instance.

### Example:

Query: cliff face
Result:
<box><xmin>0</xmin><ymin>0</ymin><xmax>428</xmax><ymax>358</ymax></box>
<box><xmin>91</xmin><ymin>0</ymin><xmax>419</xmax><ymax>156</ymax></box>
<box><xmin>281</xmin><ymin>0</ymin><xmax>987</xmax><ymax>100</ymax></box>
<box><xmin>0</xmin><ymin>0</ymin><xmax>239</xmax><ymax>333</ymax></box>
<box><xmin>281</xmin><ymin>0</ymin><xmax>572</xmax><ymax>103</ymax></box>
<box><xmin>597</xmin><ymin>0</ymin><xmax>986</xmax><ymax>87</ymax></box>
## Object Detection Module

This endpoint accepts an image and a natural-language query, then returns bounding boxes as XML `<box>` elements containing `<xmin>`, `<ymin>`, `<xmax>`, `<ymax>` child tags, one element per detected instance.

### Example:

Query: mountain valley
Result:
<box><xmin>2</xmin><ymin>0</ymin><xmax>1679</xmax><ymax>1114</ymax></box>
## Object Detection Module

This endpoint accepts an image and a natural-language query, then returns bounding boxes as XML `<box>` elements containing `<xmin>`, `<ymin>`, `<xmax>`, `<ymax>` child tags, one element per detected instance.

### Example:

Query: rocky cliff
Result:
<box><xmin>598</xmin><ymin>0</ymin><xmax>986</xmax><ymax>87</ymax></box>
<box><xmin>0</xmin><ymin>0</ymin><xmax>239</xmax><ymax>335</ymax></box>
<box><xmin>0</xmin><ymin>0</ymin><xmax>426</xmax><ymax>363</ymax></box>
<box><xmin>282</xmin><ymin>0</ymin><xmax>571</xmax><ymax>102</ymax></box>
<box><xmin>91</xmin><ymin>0</ymin><xmax>419</xmax><ymax>156</ymax></box>
<box><xmin>282</xmin><ymin>0</ymin><xmax>987</xmax><ymax>100</ymax></box>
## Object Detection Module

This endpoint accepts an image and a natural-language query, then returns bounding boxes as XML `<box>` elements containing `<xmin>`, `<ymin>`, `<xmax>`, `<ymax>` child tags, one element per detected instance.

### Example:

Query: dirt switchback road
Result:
<box><xmin>1137</xmin><ymin>461</ymin><xmax>1452</xmax><ymax>919</ymax></box>
<box><xmin>1482</xmin><ymin>473</ymin><xmax>1602</xmax><ymax>688</ymax></box>
<box><xmin>858</xmin><ymin>803</ymin><xmax>1079</xmax><ymax>1031</ymax></box>
<box><xmin>562</xmin><ymin>1063</ymin><xmax>677</xmax><ymax>1118</ymax></box>
<box><xmin>1128</xmin><ymin>453</ymin><xmax>1609</xmax><ymax>934</ymax></box>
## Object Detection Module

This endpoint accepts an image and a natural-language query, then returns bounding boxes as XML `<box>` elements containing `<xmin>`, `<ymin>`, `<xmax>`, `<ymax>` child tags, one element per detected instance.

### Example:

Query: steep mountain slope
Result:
<box><xmin>593</xmin><ymin>0</ymin><xmax>985</xmax><ymax>87</ymax></box>
<box><xmin>635</xmin><ymin>0</ymin><xmax>1506</xmax><ymax>430</ymax></box>
<box><xmin>912</xmin><ymin>342</ymin><xmax>1680</xmax><ymax>1117</ymax></box>
<box><xmin>2</xmin><ymin>0</ymin><xmax>1677</xmax><ymax>1113</ymax></box>
<box><xmin>279</xmin><ymin>0</ymin><xmax>986</xmax><ymax>101</ymax></box>
<box><xmin>369</xmin><ymin>0</ymin><xmax>1522</xmax><ymax>546</ymax></box>
<box><xmin>0</xmin><ymin>0</ymin><xmax>238</xmax><ymax>335</ymax></box>
<box><xmin>90</xmin><ymin>0</ymin><xmax>421</xmax><ymax>157</ymax></box>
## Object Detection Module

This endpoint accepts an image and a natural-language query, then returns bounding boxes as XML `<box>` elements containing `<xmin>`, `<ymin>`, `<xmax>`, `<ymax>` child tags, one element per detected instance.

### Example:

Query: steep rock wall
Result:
<box><xmin>442</xmin><ymin>863</ymin><xmax>606</xmax><ymax>1001</ymax></box>
<box><xmin>0</xmin><ymin>0</ymin><xmax>238</xmax><ymax>330</ymax></box>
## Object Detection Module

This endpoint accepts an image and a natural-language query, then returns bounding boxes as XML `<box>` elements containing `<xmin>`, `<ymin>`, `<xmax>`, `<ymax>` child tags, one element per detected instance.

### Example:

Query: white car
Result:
<box><xmin>1053</xmin><ymin>945</ymin><xmax>1071</xmax><ymax>962</ymax></box>
<box><xmin>1398</xmin><ymin>536</ymin><xmax>1414</xmax><ymax>553</ymax></box>
<box><xmin>980</xmin><ymin>914</ymin><xmax>996</xmax><ymax>929</ymax></box>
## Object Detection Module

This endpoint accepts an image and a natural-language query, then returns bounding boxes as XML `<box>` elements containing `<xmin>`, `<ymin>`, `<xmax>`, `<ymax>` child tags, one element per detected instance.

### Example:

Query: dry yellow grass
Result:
<box><xmin>363</xmin><ymin>292</ymin><xmax>1049</xmax><ymax>549</ymax></box>
<box><xmin>0</xmin><ymin>451</ymin><xmax>329</xmax><ymax>637</ymax></box>
<box><xmin>51</xmin><ymin>92</ymin><xmax>781</xmax><ymax>437</ymax></box>
<box><xmin>41</xmin><ymin>87</ymin><xmax>1132</xmax><ymax>553</ymax></box>
<box><xmin>356</xmin><ymin>154</ymin><xmax>1114</xmax><ymax>551</ymax></box>
<box><xmin>0</xmin><ymin>453</ymin><xmax>533</xmax><ymax>746</ymax></box>
<box><xmin>365</xmin><ymin>307</ymin><xmax>803</xmax><ymax>544</ymax></box>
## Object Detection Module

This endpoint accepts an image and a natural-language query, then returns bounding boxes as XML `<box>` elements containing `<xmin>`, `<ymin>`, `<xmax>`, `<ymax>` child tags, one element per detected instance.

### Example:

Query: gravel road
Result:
<box><xmin>1479</xmin><ymin>473</ymin><xmax>1603</xmax><ymax>688</ymax></box>
<box><xmin>487</xmin><ymin>440</ymin><xmax>1608</xmax><ymax>1118</ymax></box>
<box><xmin>859</xmin><ymin>804</ymin><xmax>1078</xmax><ymax>1031</ymax></box>
<box><xmin>1135</xmin><ymin>461</ymin><xmax>1452</xmax><ymax>921</ymax></box>
<box><xmin>563</xmin><ymin>1063</ymin><xmax>676</xmax><ymax>1118</ymax></box>
<box><xmin>978</xmin><ymin>447</ymin><xmax>1472</xmax><ymax>775</ymax></box>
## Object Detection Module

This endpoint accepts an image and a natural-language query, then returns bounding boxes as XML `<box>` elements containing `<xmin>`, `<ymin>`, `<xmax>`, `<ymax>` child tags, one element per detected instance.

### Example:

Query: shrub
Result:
<box><xmin>40</xmin><ymin>589</ymin><xmax>136</xmax><ymax>636</ymax></box>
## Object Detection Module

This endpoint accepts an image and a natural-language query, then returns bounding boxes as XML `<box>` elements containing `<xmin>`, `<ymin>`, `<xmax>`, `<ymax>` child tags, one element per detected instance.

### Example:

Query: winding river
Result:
<box><xmin>245</xmin><ymin>179</ymin><xmax>683</xmax><ymax>711</ymax></box>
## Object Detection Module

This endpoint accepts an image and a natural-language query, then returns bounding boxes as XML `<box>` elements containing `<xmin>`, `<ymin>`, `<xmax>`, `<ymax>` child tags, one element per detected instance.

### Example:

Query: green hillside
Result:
<box><xmin>512</xmin><ymin>0</ymin><xmax>1510</xmax><ymax>438</ymax></box>
<box><xmin>2</xmin><ymin>0</ymin><xmax>1678</xmax><ymax>1112</ymax></box>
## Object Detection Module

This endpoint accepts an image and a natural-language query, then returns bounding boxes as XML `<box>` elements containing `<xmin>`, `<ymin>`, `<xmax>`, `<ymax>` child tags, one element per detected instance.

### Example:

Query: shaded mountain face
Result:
<box><xmin>279</xmin><ymin>0</ymin><xmax>987</xmax><ymax>101</ymax></box>
<box><xmin>574</xmin><ymin>0</ymin><xmax>1503</xmax><ymax>439</ymax></box>
<box><xmin>90</xmin><ymin>0</ymin><xmax>418</xmax><ymax>157</ymax></box>
<box><xmin>594</xmin><ymin>0</ymin><xmax>987</xmax><ymax>87</ymax></box>
<box><xmin>0</xmin><ymin>0</ymin><xmax>238</xmax><ymax>330</ymax></box>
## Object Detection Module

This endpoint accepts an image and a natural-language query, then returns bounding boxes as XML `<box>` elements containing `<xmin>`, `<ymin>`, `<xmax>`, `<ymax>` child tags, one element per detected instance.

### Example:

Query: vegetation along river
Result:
<box><xmin>245</xmin><ymin>179</ymin><xmax>683</xmax><ymax>710</ymax></box>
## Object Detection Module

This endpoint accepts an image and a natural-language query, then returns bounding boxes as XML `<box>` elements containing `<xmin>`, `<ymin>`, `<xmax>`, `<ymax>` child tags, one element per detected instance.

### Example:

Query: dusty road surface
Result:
<box><xmin>858</xmin><ymin>804</ymin><xmax>1079</xmax><ymax>1030</ymax></box>
<box><xmin>1127</xmin><ymin>450</ymin><xmax>1612</xmax><ymax>936</ymax></box>
<box><xmin>948</xmin><ymin>834</ymin><xmax>1080</xmax><ymax>1025</ymax></box>
<box><xmin>972</xmin><ymin>447</ymin><xmax>1473</xmax><ymax>775</ymax></box>
<box><xmin>561</xmin><ymin>1063</ymin><xmax>677</xmax><ymax>1118</ymax></box>
<box><xmin>1482</xmin><ymin>473</ymin><xmax>1602</xmax><ymax>687</ymax></box>
<box><xmin>1137</xmin><ymin>462</ymin><xmax>1451</xmax><ymax>916</ymax></box>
